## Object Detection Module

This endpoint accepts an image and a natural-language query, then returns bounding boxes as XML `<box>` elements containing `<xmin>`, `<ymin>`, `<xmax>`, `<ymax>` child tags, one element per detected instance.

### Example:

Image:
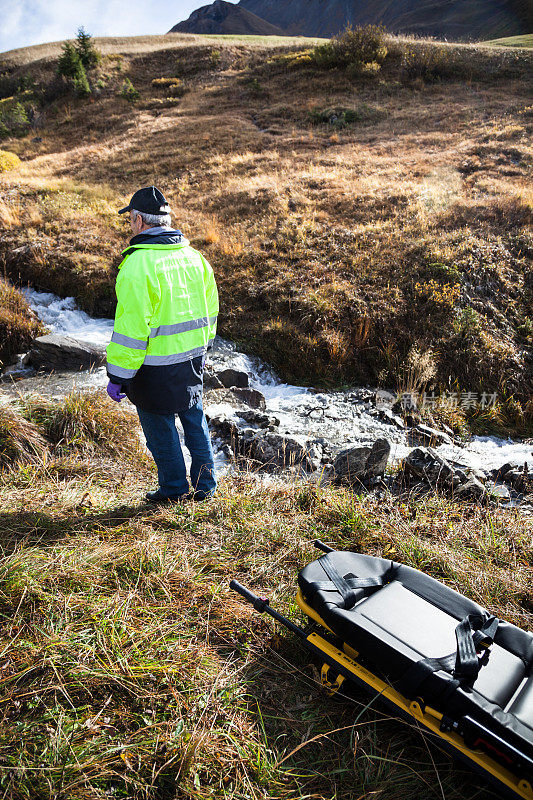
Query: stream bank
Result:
<box><xmin>1</xmin><ymin>287</ymin><xmax>532</xmax><ymax>512</ymax></box>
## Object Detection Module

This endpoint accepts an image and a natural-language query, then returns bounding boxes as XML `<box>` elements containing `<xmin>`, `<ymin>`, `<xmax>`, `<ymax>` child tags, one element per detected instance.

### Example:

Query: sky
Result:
<box><xmin>0</xmin><ymin>0</ymin><xmax>238</xmax><ymax>54</ymax></box>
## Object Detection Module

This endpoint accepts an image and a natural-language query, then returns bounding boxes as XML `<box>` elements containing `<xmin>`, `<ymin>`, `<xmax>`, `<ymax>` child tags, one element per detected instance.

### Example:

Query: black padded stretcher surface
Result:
<box><xmin>298</xmin><ymin>551</ymin><xmax>533</xmax><ymax>759</ymax></box>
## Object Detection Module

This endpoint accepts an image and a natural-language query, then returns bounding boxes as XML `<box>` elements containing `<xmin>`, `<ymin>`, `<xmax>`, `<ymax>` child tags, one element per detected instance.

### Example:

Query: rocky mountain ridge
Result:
<box><xmin>171</xmin><ymin>0</ymin><xmax>533</xmax><ymax>41</ymax></box>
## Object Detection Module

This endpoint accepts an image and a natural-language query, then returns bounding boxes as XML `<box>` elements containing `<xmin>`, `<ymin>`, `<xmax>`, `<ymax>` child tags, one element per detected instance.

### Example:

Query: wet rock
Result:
<box><xmin>373</xmin><ymin>389</ymin><xmax>396</xmax><ymax>408</ymax></box>
<box><xmin>203</xmin><ymin>367</ymin><xmax>223</xmax><ymax>389</ymax></box>
<box><xmin>207</xmin><ymin>412</ymin><xmax>315</xmax><ymax>471</ymax></box>
<box><xmin>219</xmin><ymin>443</ymin><xmax>235</xmax><ymax>461</ymax></box>
<box><xmin>231</xmin><ymin>387</ymin><xmax>266</xmax><ymax>410</ymax></box>
<box><xmin>205</xmin><ymin>386</ymin><xmax>266</xmax><ymax>411</ymax></box>
<box><xmin>403</xmin><ymin>448</ymin><xmax>458</xmax><ymax>485</ymax></box>
<box><xmin>238</xmin><ymin>409</ymin><xmax>279</xmax><ymax>428</ymax></box>
<box><xmin>333</xmin><ymin>438</ymin><xmax>390</xmax><ymax>487</ymax></box>
<box><xmin>239</xmin><ymin>430</ymin><xmax>316</xmax><ymax>471</ymax></box>
<box><xmin>306</xmin><ymin>441</ymin><xmax>323</xmax><ymax>463</ymax></box>
<box><xmin>497</xmin><ymin>463</ymin><xmax>531</xmax><ymax>493</ymax></box>
<box><xmin>454</xmin><ymin>475</ymin><xmax>487</xmax><ymax>501</ymax></box>
<box><xmin>375</xmin><ymin>407</ymin><xmax>405</xmax><ymax>429</ymax></box>
<box><xmin>0</xmin><ymin>352</ymin><xmax>36</xmax><ymax>382</ymax></box>
<box><xmin>408</xmin><ymin>424</ymin><xmax>453</xmax><ymax>448</ymax></box>
<box><xmin>403</xmin><ymin>447</ymin><xmax>488</xmax><ymax>502</ymax></box>
<box><xmin>29</xmin><ymin>335</ymin><xmax>105</xmax><ymax>371</ymax></box>
<box><xmin>216</xmin><ymin>368</ymin><xmax>249</xmax><ymax>389</ymax></box>
<box><xmin>491</xmin><ymin>462</ymin><xmax>513</xmax><ymax>480</ymax></box>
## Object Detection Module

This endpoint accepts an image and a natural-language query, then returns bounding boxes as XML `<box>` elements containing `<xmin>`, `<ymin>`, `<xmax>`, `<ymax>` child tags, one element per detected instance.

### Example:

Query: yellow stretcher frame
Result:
<box><xmin>296</xmin><ymin>588</ymin><xmax>533</xmax><ymax>800</ymax></box>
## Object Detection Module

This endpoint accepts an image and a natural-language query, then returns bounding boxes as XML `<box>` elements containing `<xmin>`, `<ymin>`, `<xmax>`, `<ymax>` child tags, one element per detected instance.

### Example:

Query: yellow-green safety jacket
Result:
<box><xmin>106</xmin><ymin>236</ymin><xmax>218</xmax><ymax>413</ymax></box>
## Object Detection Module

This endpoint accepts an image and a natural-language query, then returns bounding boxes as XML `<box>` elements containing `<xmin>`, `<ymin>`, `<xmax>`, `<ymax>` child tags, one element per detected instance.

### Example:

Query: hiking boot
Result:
<box><xmin>145</xmin><ymin>489</ymin><xmax>190</xmax><ymax>505</ymax></box>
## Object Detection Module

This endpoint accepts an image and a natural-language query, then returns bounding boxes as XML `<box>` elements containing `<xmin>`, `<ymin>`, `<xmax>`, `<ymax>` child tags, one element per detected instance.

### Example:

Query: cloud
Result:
<box><xmin>0</xmin><ymin>0</ymin><xmax>238</xmax><ymax>54</ymax></box>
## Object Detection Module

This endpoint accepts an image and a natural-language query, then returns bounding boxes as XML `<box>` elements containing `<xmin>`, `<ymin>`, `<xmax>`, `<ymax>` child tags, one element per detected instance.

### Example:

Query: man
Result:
<box><xmin>106</xmin><ymin>185</ymin><xmax>219</xmax><ymax>504</ymax></box>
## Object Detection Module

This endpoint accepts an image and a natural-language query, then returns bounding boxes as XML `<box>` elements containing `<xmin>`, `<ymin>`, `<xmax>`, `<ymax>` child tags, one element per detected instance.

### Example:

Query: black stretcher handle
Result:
<box><xmin>230</xmin><ymin>580</ymin><xmax>307</xmax><ymax>639</ymax></box>
<box><xmin>314</xmin><ymin>539</ymin><xmax>334</xmax><ymax>553</ymax></box>
<box><xmin>230</xmin><ymin>580</ymin><xmax>269</xmax><ymax>612</ymax></box>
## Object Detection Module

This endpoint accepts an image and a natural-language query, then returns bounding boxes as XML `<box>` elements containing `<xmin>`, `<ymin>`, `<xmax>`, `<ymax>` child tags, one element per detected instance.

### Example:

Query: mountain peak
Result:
<box><xmin>169</xmin><ymin>0</ymin><xmax>288</xmax><ymax>36</ymax></box>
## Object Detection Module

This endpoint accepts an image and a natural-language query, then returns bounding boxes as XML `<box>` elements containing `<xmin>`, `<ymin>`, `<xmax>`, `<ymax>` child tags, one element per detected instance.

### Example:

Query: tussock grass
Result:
<box><xmin>0</xmin><ymin>388</ymin><xmax>149</xmax><ymax>470</ymax></box>
<box><xmin>0</xmin><ymin>400</ymin><xmax>47</xmax><ymax>468</ymax></box>
<box><xmin>0</xmin><ymin>277</ymin><xmax>44</xmax><ymax>365</ymax></box>
<box><xmin>20</xmin><ymin>390</ymin><xmax>148</xmax><ymax>460</ymax></box>
<box><xmin>0</xmin><ymin>442</ymin><xmax>530</xmax><ymax>799</ymax></box>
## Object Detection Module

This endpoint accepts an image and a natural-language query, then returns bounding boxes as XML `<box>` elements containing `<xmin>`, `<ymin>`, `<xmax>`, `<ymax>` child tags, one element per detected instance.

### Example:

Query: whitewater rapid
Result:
<box><xmin>11</xmin><ymin>288</ymin><xmax>533</xmax><ymax>477</ymax></box>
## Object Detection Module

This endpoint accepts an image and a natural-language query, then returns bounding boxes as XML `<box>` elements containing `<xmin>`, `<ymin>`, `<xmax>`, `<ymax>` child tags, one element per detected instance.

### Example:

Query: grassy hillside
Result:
<box><xmin>0</xmin><ymin>31</ymin><xmax>532</xmax><ymax>433</ymax></box>
<box><xmin>0</xmin><ymin>390</ymin><xmax>530</xmax><ymax>800</ymax></box>
<box><xmin>484</xmin><ymin>33</ymin><xmax>533</xmax><ymax>47</ymax></box>
<box><xmin>0</xmin><ymin>33</ymin><xmax>325</xmax><ymax>67</ymax></box>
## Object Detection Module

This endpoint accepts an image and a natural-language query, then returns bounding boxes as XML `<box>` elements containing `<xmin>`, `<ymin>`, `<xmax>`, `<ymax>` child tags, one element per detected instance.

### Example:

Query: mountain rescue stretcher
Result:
<box><xmin>230</xmin><ymin>541</ymin><xmax>533</xmax><ymax>799</ymax></box>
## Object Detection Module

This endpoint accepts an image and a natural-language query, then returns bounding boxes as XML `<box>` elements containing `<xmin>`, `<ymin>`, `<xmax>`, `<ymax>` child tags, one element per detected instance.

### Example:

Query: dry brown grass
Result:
<box><xmin>0</xmin><ymin>408</ymin><xmax>530</xmax><ymax>798</ymax></box>
<box><xmin>0</xmin><ymin>276</ymin><xmax>44</xmax><ymax>365</ymax></box>
<box><xmin>0</xmin><ymin>35</ymin><xmax>532</xmax><ymax>423</ymax></box>
<box><xmin>0</xmin><ymin>398</ymin><xmax>47</xmax><ymax>467</ymax></box>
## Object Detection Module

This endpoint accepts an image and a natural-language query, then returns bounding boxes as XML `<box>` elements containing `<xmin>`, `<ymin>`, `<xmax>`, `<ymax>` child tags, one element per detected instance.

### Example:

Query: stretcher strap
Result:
<box><xmin>316</xmin><ymin>555</ymin><xmax>390</xmax><ymax>610</ymax></box>
<box><xmin>398</xmin><ymin>612</ymin><xmax>499</xmax><ymax>700</ymax></box>
<box><xmin>454</xmin><ymin>613</ymin><xmax>499</xmax><ymax>680</ymax></box>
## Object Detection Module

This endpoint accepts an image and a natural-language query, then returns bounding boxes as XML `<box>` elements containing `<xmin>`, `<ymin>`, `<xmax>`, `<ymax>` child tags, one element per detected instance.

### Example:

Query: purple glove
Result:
<box><xmin>106</xmin><ymin>381</ymin><xmax>126</xmax><ymax>403</ymax></box>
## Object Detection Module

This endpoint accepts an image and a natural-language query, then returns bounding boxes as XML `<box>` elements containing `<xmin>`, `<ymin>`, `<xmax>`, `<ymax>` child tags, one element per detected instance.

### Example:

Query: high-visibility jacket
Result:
<box><xmin>106</xmin><ymin>239</ymin><xmax>218</xmax><ymax>412</ymax></box>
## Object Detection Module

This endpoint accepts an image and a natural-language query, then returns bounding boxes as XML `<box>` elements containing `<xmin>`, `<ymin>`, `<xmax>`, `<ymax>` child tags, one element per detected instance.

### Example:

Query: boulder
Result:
<box><xmin>231</xmin><ymin>386</ymin><xmax>266</xmax><ymax>410</ymax></box>
<box><xmin>239</xmin><ymin>431</ymin><xmax>316</xmax><ymax>471</ymax></box>
<box><xmin>204</xmin><ymin>386</ymin><xmax>266</xmax><ymax>412</ymax></box>
<box><xmin>491</xmin><ymin>463</ymin><xmax>513</xmax><ymax>481</ymax></box>
<box><xmin>403</xmin><ymin>447</ymin><xmax>488</xmax><ymax>502</ymax></box>
<box><xmin>454</xmin><ymin>476</ymin><xmax>487</xmax><ymax>501</ymax></box>
<box><xmin>403</xmin><ymin>447</ymin><xmax>459</xmax><ymax>486</ymax></box>
<box><xmin>501</xmin><ymin>465</ymin><xmax>530</xmax><ymax>493</ymax></box>
<box><xmin>206</xmin><ymin>413</ymin><xmax>239</xmax><ymax>443</ymax></box>
<box><xmin>29</xmin><ymin>335</ymin><xmax>105</xmax><ymax>371</ymax></box>
<box><xmin>333</xmin><ymin>438</ymin><xmax>390</xmax><ymax>487</ymax></box>
<box><xmin>216</xmin><ymin>368</ymin><xmax>249</xmax><ymax>389</ymax></box>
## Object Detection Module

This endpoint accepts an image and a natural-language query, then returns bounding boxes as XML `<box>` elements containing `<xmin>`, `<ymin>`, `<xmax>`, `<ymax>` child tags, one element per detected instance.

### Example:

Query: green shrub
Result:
<box><xmin>19</xmin><ymin>74</ymin><xmax>36</xmax><ymax>92</ymax></box>
<box><xmin>0</xmin><ymin>101</ymin><xmax>30</xmax><ymax>137</ymax></box>
<box><xmin>245</xmin><ymin>76</ymin><xmax>265</xmax><ymax>96</ymax></box>
<box><xmin>311</xmin><ymin>104</ymin><xmax>385</xmax><ymax>128</ymax></box>
<box><xmin>517</xmin><ymin>316</ymin><xmax>533</xmax><ymax>341</ymax></box>
<box><xmin>58</xmin><ymin>42</ymin><xmax>82</xmax><ymax>79</ymax></box>
<box><xmin>209</xmin><ymin>48</ymin><xmax>221</xmax><ymax>68</ymax></box>
<box><xmin>453</xmin><ymin>306</ymin><xmax>482</xmax><ymax>336</ymax></box>
<box><xmin>311</xmin><ymin>25</ymin><xmax>388</xmax><ymax>74</ymax></box>
<box><xmin>120</xmin><ymin>78</ymin><xmax>139</xmax><ymax>102</ymax></box>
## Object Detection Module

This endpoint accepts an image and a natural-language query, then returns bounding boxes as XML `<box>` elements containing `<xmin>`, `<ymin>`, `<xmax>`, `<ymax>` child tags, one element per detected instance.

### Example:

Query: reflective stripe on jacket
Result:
<box><xmin>106</xmin><ymin>243</ymin><xmax>219</xmax><ymax>382</ymax></box>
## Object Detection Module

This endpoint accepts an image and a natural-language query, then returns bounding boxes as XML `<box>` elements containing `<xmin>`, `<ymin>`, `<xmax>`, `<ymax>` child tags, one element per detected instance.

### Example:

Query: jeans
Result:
<box><xmin>137</xmin><ymin>401</ymin><xmax>216</xmax><ymax>498</ymax></box>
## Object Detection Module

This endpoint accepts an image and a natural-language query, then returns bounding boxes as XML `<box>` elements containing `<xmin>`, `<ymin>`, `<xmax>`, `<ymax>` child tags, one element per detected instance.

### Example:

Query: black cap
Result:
<box><xmin>118</xmin><ymin>186</ymin><xmax>171</xmax><ymax>215</ymax></box>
